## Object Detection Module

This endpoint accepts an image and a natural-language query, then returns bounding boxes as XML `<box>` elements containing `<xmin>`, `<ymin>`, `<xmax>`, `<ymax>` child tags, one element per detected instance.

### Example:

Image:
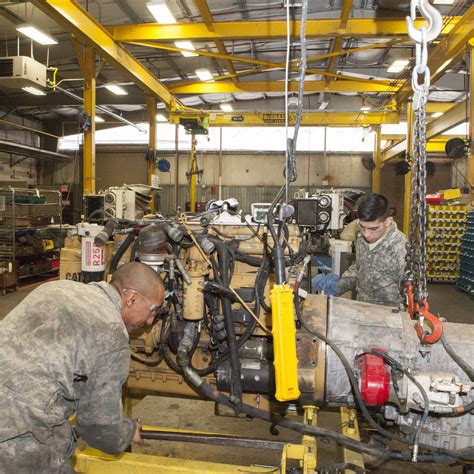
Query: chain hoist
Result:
<box><xmin>404</xmin><ymin>0</ymin><xmax>444</xmax><ymax>347</ymax></box>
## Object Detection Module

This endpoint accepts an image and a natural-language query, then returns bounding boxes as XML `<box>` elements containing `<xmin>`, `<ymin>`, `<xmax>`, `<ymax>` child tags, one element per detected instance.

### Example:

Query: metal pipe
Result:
<box><xmin>174</xmin><ymin>124</ymin><xmax>179</xmax><ymax>209</ymax></box>
<box><xmin>140</xmin><ymin>429</ymin><xmax>285</xmax><ymax>451</ymax></box>
<box><xmin>53</xmin><ymin>85</ymin><xmax>147</xmax><ymax>133</ymax></box>
<box><xmin>0</xmin><ymin>119</ymin><xmax>60</xmax><ymax>139</ymax></box>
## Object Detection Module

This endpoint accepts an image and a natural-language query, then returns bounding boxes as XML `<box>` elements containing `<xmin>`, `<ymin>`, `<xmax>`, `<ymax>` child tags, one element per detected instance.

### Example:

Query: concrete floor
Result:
<box><xmin>1</xmin><ymin>280</ymin><xmax>472</xmax><ymax>472</ymax></box>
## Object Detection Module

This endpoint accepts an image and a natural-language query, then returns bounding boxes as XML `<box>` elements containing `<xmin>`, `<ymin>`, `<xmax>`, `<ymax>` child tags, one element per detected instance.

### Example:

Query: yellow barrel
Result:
<box><xmin>59</xmin><ymin>247</ymin><xmax>82</xmax><ymax>281</ymax></box>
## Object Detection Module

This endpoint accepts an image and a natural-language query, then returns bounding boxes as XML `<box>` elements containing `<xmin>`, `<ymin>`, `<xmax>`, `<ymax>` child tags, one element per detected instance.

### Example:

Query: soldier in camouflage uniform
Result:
<box><xmin>313</xmin><ymin>193</ymin><xmax>406</xmax><ymax>308</ymax></box>
<box><xmin>0</xmin><ymin>262</ymin><xmax>164</xmax><ymax>473</ymax></box>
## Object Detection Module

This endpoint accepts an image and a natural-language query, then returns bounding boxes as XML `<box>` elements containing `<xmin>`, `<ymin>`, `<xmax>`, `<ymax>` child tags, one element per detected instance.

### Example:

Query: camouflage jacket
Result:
<box><xmin>0</xmin><ymin>280</ymin><xmax>135</xmax><ymax>472</ymax></box>
<box><xmin>336</xmin><ymin>222</ymin><xmax>406</xmax><ymax>307</ymax></box>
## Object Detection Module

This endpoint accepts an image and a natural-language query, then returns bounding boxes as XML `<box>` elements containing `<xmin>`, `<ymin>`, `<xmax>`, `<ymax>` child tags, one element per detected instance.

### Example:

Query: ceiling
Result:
<box><xmin>0</xmin><ymin>0</ymin><xmax>472</xmax><ymax>134</ymax></box>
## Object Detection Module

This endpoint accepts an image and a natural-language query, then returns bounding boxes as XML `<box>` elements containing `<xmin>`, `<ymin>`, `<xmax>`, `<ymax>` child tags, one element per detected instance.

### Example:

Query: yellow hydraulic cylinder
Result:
<box><xmin>269</xmin><ymin>284</ymin><xmax>300</xmax><ymax>401</ymax></box>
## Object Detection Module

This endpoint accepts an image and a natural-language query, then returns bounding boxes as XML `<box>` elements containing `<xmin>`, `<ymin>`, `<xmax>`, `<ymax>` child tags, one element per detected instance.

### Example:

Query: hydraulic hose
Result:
<box><xmin>206</xmin><ymin>236</ymin><xmax>242</xmax><ymax>406</ymax></box>
<box><xmin>441</xmin><ymin>334</ymin><xmax>474</xmax><ymax>381</ymax></box>
<box><xmin>109</xmin><ymin>231</ymin><xmax>136</xmax><ymax>273</ymax></box>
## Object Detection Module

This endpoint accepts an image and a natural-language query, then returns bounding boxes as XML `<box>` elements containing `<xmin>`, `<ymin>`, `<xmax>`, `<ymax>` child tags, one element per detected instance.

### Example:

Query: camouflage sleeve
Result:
<box><xmin>76</xmin><ymin>347</ymin><xmax>136</xmax><ymax>454</ymax></box>
<box><xmin>336</xmin><ymin>264</ymin><xmax>358</xmax><ymax>294</ymax></box>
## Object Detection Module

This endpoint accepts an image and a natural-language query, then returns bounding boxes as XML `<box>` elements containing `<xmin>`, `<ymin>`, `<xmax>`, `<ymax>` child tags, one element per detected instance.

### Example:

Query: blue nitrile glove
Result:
<box><xmin>311</xmin><ymin>273</ymin><xmax>340</xmax><ymax>296</ymax></box>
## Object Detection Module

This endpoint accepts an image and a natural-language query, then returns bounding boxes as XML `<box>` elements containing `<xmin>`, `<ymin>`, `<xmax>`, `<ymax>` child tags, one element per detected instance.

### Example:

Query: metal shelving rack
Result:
<box><xmin>0</xmin><ymin>187</ymin><xmax>62</xmax><ymax>287</ymax></box>
<box><xmin>457</xmin><ymin>210</ymin><xmax>474</xmax><ymax>297</ymax></box>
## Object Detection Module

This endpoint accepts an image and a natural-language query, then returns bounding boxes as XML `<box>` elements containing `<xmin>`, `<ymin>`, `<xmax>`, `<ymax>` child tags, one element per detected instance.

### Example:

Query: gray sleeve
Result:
<box><xmin>76</xmin><ymin>347</ymin><xmax>136</xmax><ymax>454</ymax></box>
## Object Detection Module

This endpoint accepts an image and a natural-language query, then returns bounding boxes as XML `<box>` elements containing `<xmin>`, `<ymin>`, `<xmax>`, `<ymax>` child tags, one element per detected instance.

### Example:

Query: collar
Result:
<box><xmin>89</xmin><ymin>281</ymin><xmax>128</xmax><ymax>337</ymax></box>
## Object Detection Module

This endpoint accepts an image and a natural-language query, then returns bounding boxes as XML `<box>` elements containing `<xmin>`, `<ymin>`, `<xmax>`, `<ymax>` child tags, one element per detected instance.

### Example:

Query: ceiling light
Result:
<box><xmin>318</xmin><ymin>101</ymin><xmax>329</xmax><ymax>111</ymax></box>
<box><xmin>16</xmin><ymin>24</ymin><xmax>57</xmax><ymax>45</ymax></box>
<box><xmin>361</xmin><ymin>106</ymin><xmax>371</xmax><ymax>113</ymax></box>
<box><xmin>195</xmin><ymin>68</ymin><xmax>213</xmax><ymax>82</ymax></box>
<box><xmin>105</xmin><ymin>84</ymin><xmax>128</xmax><ymax>95</ymax></box>
<box><xmin>220</xmin><ymin>103</ymin><xmax>233</xmax><ymax>112</ymax></box>
<box><xmin>95</xmin><ymin>116</ymin><xmax>105</xmax><ymax>123</ymax></box>
<box><xmin>22</xmin><ymin>86</ymin><xmax>46</xmax><ymax>96</ymax></box>
<box><xmin>433</xmin><ymin>0</ymin><xmax>455</xmax><ymax>4</ymax></box>
<box><xmin>146</xmin><ymin>0</ymin><xmax>176</xmax><ymax>23</ymax></box>
<box><xmin>387</xmin><ymin>59</ymin><xmax>409</xmax><ymax>73</ymax></box>
<box><xmin>174</xmin><ymin>40</ymin><xmax>198</xmax><ymax>57</ymax></box>
<box><xmin>431</xmin><ymin>112</ymin><xmax>444</xmax><ymax>118</ymax></box>
<box><xmin>156</xmin><ymin>113</ymin><xmax>168</xmax><ymax>122</ymax></box>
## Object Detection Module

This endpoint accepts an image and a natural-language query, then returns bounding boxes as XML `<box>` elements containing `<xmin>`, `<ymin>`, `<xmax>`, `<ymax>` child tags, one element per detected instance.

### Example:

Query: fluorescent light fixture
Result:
<box><xmin>433</xmin><ymin>0</ymin><xmax>455</xmax><ymax>4</ymax></box>
<box><xmin>195</xmin><ymin>68</ymin><xmax>213</xmax><ymax>82</ymax></box>
<box><xmin>146</xmin><ymin>0</ymin><xmax>176</xmax><ymax>23</ymax></box>
<box><xmin>361</xmin><ymin>106</ymin><xmax>371</xmax><ymax>112</ymax></box>
<box><xmin>387</xmin><ymin>59</ymin><xmax>409</xmax><ymax>73</ymax></box>
<box><xmin>318</xmin><ymin>101</ymin><xmax>329</xmax><ymax>111</ymax></box>
<box><xmin>105</xmin><ymin>84</ymin><xmax>128</xmax><ymax>95</ymax></box>
<box><xmin>156</xmin><ymin>113</ymin><xmax>168</xmax><ymax>122</ymax></box>
<box><xmin>220</xmin><ymin>103</ymin><xmax>233</xmax><ymax>112</ymax></box>
<box><xmin>95</xmin><ymin>116</ymin><xmax>105</xmax><ymax>123</ymax></box>
<box><xmin>16</xmin><ymin>24</ymin><xmax>57</xmax><ymax>45</ymax></box>
<box><xmin>174</xmin><ymin>40</ymin><xmax>198</xmax><ymax>57</ymax></box>
<box><xmin>431</xmin><ymin>112</ymin><xmax>444</xmax><ymax>118</ymax></box>
<box><xmin>22</xmin><ymin>86</ymin><xmax>46</xmax><ymax>96</ymax></box>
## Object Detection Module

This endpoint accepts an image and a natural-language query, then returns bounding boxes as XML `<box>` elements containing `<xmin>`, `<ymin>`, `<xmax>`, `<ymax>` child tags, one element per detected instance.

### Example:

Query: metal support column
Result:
<box><xmin>469</xmin><ymin>41</ymin><xmax>474</xmax><ymax>189</ymax></box>
<box><xmin>404</xmin><ymin>103</ymin><xmax>414</xmax><ymax>234</ymax></box>
<box><xmin>83</xmin><ymin>46</ymin><xmax>96</xmax><ymax>195</ymax></box>
<box><xmin>188</xmin><ymin>138</ymin><xmax>197</xmax><ymax>212</ymax></box>
<box><xmin>372</xmin><ymin>125</ymin><xmax>381</xmax><ymax>193</ymax></box>
<box><xmin>145</xmin><ymin>95</ymin><xmax>157</xmax><ymax>212</ymax></box>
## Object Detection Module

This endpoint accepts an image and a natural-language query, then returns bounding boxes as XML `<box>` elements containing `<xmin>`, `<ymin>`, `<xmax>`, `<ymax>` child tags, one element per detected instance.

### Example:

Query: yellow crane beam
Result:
<box><xmin>109</xmin><ymin>18</ymin><xmax>458</xmax><ymax>42</ymax></box>
<box><xmin>324</xmin><ymin>0</ymin><xmax>353</xmax><ymax>86</ymax></box>
<box><xmin>32</xmin><ymin>0</ymin><xmax>181</xmax><ymax>108</ymax></box>
<box><xmin>394</xmin><ymin>6</ymin><xmax>474</xmax><ymax>108</ymax></box>
<box><xmin>170</xmin><ymin>80</ymin><xmax>395</xmax><ymax>94</ymax></box>
<box><xmin>193</xmin><ymin>0</ymin><xmax>239</xmax><ymax>84</ymax></box>
<box><xmin>207</xmin><ymin>111</ymin><xmax>399</xmax><ymax>127</ymax></box>
<box><xmin>381</xmin><ymin>102</ymin><xmax>467</xmax><ymax>162</ymax></box>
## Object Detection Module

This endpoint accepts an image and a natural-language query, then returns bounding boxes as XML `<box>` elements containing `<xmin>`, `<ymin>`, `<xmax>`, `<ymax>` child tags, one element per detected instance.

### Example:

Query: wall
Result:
<box><xmin>381</xmin><ymin>159</ymin><xmax>452</xmax><ymax>229</ymax></box>
<box><xmin>0</xmin><ymin>115</ymin><xmax>40</xmax><ymax>186</ymax></box>
<box><xmin>94</xmin><ymin>146</ymin><xmax>372</xmax><ymax>214</ymax></box>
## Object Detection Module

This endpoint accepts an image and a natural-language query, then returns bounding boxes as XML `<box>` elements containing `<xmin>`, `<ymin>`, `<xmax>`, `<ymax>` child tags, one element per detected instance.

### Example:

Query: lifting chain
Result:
<box><xmin>404</xmin><ymin>0</ymin><xmax>443</xmax><ymax>347</ymax></box>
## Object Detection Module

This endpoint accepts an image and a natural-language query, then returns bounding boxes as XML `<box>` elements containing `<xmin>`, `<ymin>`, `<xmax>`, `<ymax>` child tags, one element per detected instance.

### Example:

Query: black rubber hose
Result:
<box><xmin>109</xmin><ymin>231</ymin><xmax>135</xmax><ymax>273</ymax></box>
<box><xmin>207</xmin><ymin>236</ymin><xmax>242</xmax><ymax>405</ymax></box>
<box><xmin>441</xmin><ymin>334</ymin><xmax>474</xmax><ymax>381</ymax></box>
<box><xmin>129</xmin><ymin>237</ymin><xmax>139</xmax><ymax>262</ymax></box>
<box><xmin>267</xmin><ymin>185</ymin><xmax>286</xmax><ymax>284</ymax></box>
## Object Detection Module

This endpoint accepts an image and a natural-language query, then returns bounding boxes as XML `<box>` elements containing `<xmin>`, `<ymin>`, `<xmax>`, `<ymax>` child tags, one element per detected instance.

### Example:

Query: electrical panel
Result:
<box><xmin>104</xmin><ymin>188</ymin><xmax>136</xmax><ymax>220</ymax></box>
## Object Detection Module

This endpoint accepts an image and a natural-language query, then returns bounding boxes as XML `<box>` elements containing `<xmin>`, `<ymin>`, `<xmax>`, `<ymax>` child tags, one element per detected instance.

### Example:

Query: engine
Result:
<box><xmin>89</xmin><ymin>202</ymin><xmax>473</xmax><ymax>466</ymax></box>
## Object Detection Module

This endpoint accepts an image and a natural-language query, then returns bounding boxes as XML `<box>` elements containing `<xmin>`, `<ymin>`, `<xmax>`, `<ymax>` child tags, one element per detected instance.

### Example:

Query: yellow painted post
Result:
<box><xmin>372</xmin><ymin>125</ymin><xmax>381</xmax><ymax>193</ymax></box>
<box><xmin>189</xmin><ymin>137</ymin><xmax>197</xmax><ymax>212</ymax></box>
<box><xmin>83</xmin><ymin>46</ymin><xmax>96</xmax><ymax>195</ymax></box>
<box><xmin>404</xmin><ymin>103</ymin><xmax>414</xmax><ymax>235</ymax></box>
<box><xmin>469</xmin><ymin>42</ymin><xmax>474</xmax><ymax>189</ymax></box>
<box><xmin>145</xmin><ymin>95</ymin><xmax>157</xmax><ymax>213</ymax></box>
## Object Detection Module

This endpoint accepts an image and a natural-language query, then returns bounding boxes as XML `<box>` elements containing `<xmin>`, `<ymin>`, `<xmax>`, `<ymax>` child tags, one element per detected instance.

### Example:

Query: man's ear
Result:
<box><xmin>386</xmin><ymin>216</ymin><xmax>394</xmax><ymax>226</ymax></box>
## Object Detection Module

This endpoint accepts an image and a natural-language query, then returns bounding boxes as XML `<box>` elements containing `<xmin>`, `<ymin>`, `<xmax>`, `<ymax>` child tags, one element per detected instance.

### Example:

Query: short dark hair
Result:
<box><xmin>356</xmin><ymin>193</ymin><xmax>390</xmax><ymax>222</ymax></box>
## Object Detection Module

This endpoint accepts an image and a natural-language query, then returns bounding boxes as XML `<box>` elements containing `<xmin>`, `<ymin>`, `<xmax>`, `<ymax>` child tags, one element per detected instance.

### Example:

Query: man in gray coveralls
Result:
<box><xmin>0</xmin><ymin>261</ymin><xmax>165</xmax><ymax>473</ymax></box>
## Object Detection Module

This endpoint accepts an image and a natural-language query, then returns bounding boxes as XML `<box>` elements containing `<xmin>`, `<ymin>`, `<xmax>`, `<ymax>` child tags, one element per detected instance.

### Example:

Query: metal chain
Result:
<box><xmin>405</xmin><ymin>0</ymin><xmax>442</xmax><ymax>305</ymax></box>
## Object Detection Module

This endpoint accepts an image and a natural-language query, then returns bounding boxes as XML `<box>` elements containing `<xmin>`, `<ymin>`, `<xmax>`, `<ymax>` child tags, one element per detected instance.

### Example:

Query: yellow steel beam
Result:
<box><xmin>394</xmin><ymin>6</ymin><xmax>474</xmax><ymax>108</ymax></box>
<box><xmin>372</xmin><ymin>125</ymin><xmax>381</xmax><ymax>193</ymax></box>
<box><xmin>208</xmin><ymin>111</ymin><xmax>399</xmax><ymax>127</ymax></box>
<box><xmin>73</xmin><ymin>447</ymin><xmax>274</xmax><ymax>473</ymax></box>
<box><xmin>470</xmin><ymin>43</ymin><xmax>474</xmax><ymax>189</ymax></box>
<box><xmin>340</xmin><ymin>407</ymin><xmax>365</xmax><ymax>471</ymax></box>
<box><xmin>381</xmin><ymin>102</ymin><xmax>467</xmax><ymax>162</ymax></box>
<box><xmin>134</xmin><ymin>40</ymin><xmax>396</xmax><ymax>87</ymax></box>
<box><xmin>109</xmin><ymin>18</ymin><xmax>458</xmax><ymax>42</ymax></box>
<box><xmin>81</xmin><ymin>46</ymin><xmax>96</xmax><ymax>195</ymax></box>
<box><xmin>193</xmin><ymin>0</ymin><xmax>239</xmax><ymax>84</ymax></box>
<box><xmin>32</xmin><ymin>0</ymin><xmax>181</xmax><ymax>108</ymax></box>
<box><xmin>170</xmin><ymin>81</ymin><xmax>395</xmax><ymax>94</ymax></box>
<box><xmin>324</xmin><ymin>0</ymin><xmax>353</xmax><ymax>85</ymax></box>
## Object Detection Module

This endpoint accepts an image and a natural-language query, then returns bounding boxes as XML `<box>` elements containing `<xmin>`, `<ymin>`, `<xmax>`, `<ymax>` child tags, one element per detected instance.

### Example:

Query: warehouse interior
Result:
<box><xmin>0</xmin><ymin>0</ymin><xmax>473</xmax><ymax>472</ymax></box>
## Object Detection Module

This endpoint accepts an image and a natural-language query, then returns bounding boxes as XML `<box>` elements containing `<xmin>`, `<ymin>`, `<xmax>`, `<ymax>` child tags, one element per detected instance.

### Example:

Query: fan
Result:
<box><xmin>361</xmin><ymin>156</ymin><xmax>376</xmax><ymax>171</ymax></box>
<box><xmin>445</xmin><ymin>138</ymin><xmax>468</xmax><ymax>159</ymax></box>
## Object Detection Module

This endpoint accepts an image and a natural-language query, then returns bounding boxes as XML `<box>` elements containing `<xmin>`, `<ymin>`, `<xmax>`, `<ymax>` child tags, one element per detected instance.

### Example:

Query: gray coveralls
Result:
<box><xmin>0</xmin><ymin>280</ymin><xmax>136</xmax><ymax>473</ymax></box>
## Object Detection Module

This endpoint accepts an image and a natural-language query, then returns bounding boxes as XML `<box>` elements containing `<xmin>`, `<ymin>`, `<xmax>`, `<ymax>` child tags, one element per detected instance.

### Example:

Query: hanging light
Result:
<box><xmin>16</xmin><ymin>24</ymin><xmax>57</xmax><ymax>45</ymax></box>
